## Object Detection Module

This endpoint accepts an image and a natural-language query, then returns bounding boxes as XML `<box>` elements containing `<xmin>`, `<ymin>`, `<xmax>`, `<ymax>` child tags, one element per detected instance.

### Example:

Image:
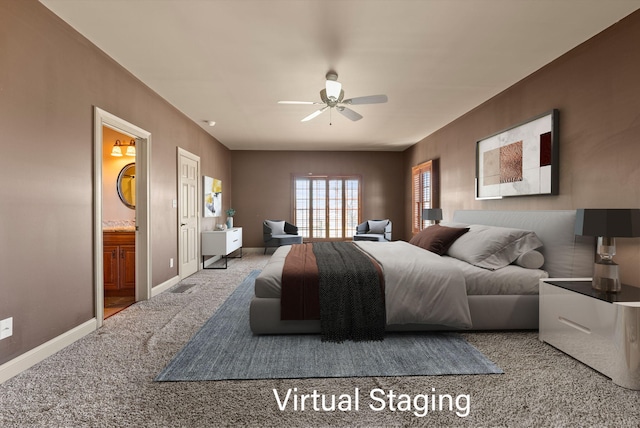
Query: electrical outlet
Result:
<box><xmin>170</xmin><ymin>258</ymin><xmax>174</xmax><ymax>268</ymax></box>
<box><xmin>0</xmin><ymin>317</ymin><xmax>13</xmax><ymax>340</ymax></box>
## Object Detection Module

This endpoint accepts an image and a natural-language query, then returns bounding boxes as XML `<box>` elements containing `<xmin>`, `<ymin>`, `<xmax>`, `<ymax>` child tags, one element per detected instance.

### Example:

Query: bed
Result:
<box><xmin>250</xmin><ymin>210</ymin><xmax>595</xmax><ymax>334</ymax></box>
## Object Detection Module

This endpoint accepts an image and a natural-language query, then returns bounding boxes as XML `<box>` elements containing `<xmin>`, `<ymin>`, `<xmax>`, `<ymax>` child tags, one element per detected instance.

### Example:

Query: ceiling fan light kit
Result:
<box><xmin>279</xmin><ymin>71</ymin><xmax>387</xmax><ymax>123</ymax></box>
<box><xmin>324</xmin><ymin>71</ymin><xmax>342</xmax><ymax>100</ymax></box>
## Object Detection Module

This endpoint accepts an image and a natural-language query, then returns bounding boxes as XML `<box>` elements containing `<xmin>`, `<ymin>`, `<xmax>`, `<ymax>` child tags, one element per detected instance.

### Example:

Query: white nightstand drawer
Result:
<box><xmin>539</xmin><ymin>279</ymin><xmax>640</xmax><ymax>389</ymax></box>
<box><xmin>226</xmin><ymin>228</ymin><xmax>242</xmax><ymax>252</ymax></box>
<box><xmin>540</xmin><ymin>282</ymin><xmax>614</xmax><ymax>376</ymax></box>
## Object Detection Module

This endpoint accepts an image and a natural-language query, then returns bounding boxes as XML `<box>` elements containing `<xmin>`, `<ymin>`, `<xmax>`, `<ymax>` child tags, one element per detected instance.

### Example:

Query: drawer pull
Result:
<box><xmin>558</xmin><ymin>317</ymin><xmax>591</xmax><ymax>334</ymax></box>
<box><xmin>232</xmin><ymin>239</ymin><xmax>238</xmax><ymax>243</ymax></box>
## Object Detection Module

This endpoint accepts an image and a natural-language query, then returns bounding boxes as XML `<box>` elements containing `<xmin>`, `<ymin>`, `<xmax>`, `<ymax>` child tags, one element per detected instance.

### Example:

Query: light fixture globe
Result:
<box><xmin>111</xmin><ymin>139</ymin><xmax>123</xmax><ymax>157</ymax></box>
<box><xmin>125</xmin><ymin>139</ymin><xmax>136</xmax><ymax>157</ymax></box>
<box><xmin>325</xmin><ymin>71</ymin><xmax>342</xmax><ymax>100</ymax></box>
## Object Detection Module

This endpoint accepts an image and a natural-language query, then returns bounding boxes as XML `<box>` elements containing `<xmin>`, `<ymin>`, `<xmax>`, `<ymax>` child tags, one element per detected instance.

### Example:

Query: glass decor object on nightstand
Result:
<box><xmin>574</xmin><ymin>208</ymin><xmax>640</xmax><ymax>292</ymax></box>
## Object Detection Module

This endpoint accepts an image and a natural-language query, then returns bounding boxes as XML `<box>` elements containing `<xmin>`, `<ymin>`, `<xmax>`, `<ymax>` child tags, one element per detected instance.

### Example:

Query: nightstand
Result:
<box><xmin>539</xmin><ymin>278</ymin><xmax>640</xmax><ymax>390</ymax></box>
<box><xmin>201</xmin><ymin>227</ymin><xmax>243</xmax><ymax>269</ymax></box>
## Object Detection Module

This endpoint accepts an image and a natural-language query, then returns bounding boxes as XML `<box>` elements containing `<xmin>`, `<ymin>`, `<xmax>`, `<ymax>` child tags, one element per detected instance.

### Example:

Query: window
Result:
<box><xmin>294</xmin><ymin>175</ymin><xmax>361</xmax><ymax>240</ymax></box>
<box><xmin>411</xmin><ymin>159</ymin><xmax>439</xmax><ymax>234</ymax></box>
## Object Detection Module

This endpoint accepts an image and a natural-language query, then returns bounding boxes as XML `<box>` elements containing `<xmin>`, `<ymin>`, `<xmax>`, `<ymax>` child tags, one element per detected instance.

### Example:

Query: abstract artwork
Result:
<box><xmin>203</xmin><ymin>176</ymin><xmax>222</xmax><ymax>217</ymax></box>
<box><xmin>476</xmin><ymin>109</ymin><xmax>558</xmax><ymax>199</ymax></box>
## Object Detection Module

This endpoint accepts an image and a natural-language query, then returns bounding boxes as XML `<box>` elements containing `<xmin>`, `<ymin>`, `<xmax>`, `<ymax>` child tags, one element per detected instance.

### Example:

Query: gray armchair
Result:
<box><xmin>353</xmin><ymin>219</ymin><xmax>392</xmax><ymax>242</ymax></box>
<box><xmin>263</xmin><ymin>220</ymin><xmax>303</xmax><ymax>254</ymax></box>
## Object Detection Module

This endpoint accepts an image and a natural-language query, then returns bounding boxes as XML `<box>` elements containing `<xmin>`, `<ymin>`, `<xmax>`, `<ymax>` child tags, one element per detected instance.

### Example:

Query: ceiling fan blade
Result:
<box><xmin>301</xmin><ymin>106</ymin><xmax>329</xmax><ymax>122</ymax></box>
<box><xmin>337</xmin><ymin>107</ymin><xmax>363</xmax><ymax>121</ymax></box>
<box><xmin>342</xmin><ymin>94</ymin><xmax>388</xmax><ymax>105</ymax></box>
<box><xmin>278</xmin><ymin>100</ymin><xmax>321</xmax><ymax>105</ymax></box>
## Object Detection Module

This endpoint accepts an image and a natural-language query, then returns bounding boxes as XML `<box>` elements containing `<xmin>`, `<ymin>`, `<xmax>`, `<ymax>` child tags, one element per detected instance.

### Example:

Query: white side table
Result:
<box><xmin>539</xmin><ymin>278</ymin><xmax>640</xmax><ymax>390</ymax></box>
<box><xmin>201</xmin><ymin>227</ymin><xmax>243</xmax><ymax>269</ymax></box>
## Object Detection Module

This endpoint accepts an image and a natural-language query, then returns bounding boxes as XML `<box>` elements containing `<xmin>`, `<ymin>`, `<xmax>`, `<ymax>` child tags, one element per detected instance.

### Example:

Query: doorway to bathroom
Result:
<box><xmin>93</xmin><ymin>107</ymin><xmax>151</xmax><ymax>327</ymax></box>
<box><xmin>102</xmin><ymin>126</ymin><xmax>136</xmax><ymax>317</ymax></box>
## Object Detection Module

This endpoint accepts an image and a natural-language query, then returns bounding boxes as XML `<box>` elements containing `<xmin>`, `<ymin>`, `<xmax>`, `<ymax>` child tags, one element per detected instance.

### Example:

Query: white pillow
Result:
<box><xmin>368</xmin><ymin>220</ymin><xmax>389</xmax><ymax>235</ymax></box>
<box><xmin>446</xmin><ymin>224</ymin><xmax>543</xmax><ymax>270</ymax></box>
<box><xmin>265</xmin><ymin>220</ymin><xmax>286</xmax><ymax>236</ymax></box>
<box><xmin>514</xmin><ymin>250</ymin><xmax>545</xmax><ymax>269</ymax></box>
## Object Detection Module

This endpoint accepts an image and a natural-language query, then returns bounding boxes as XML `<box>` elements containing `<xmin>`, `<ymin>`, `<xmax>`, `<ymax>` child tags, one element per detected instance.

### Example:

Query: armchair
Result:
<box><xmin>263</xmin><ymin>220</ymin><xmax>303</xmax><ymax>254</ymax></box>
<box><xmin>353</xmin><ymin>219</ymin><xmax>392</xmax><ymax>242</ymax></box>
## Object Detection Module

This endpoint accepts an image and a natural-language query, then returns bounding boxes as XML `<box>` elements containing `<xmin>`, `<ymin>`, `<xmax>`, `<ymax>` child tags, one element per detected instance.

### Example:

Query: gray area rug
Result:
<box><xmin>155</xmin><ymin>270</ymin><xmax>503</xmax><ymax>381</ymax></box>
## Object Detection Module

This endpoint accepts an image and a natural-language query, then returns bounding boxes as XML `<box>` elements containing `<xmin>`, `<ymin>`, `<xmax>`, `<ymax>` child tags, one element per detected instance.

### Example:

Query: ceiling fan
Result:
<box><xmin>278</xmin><ymin>71</ymin><xmax>388</xmax><ymax>123</ymax></box>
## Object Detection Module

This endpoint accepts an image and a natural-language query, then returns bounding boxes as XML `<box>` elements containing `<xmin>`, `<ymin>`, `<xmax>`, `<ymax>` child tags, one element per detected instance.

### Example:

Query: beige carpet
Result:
<box><xmin>1</xmin><ymin>249</ymin><xmax>638</xmax><ymax>427</ymax></box>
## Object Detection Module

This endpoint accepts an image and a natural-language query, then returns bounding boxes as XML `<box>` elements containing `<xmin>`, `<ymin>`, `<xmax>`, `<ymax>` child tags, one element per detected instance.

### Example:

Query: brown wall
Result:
<box><xmin>231</xmin><ymin>151</ymin><xmax>404</xmax><ymax>247</ymax></box>
<box><xmin>0</xmin><ymin>1</ymin><xmax>231</xmax><ymax>365</ymax></box>
<box><xmin>403</xmin><ymin>10</ymin><xmax>640</xmax><ymax>286</ymax></box>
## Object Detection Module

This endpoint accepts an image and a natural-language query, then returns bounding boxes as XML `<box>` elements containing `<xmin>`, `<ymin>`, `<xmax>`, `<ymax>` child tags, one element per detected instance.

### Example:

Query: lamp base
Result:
<box><xmin>592</xmin><ymin>260</ymin><xmax>620</xmax><ymax>293</ymax></box>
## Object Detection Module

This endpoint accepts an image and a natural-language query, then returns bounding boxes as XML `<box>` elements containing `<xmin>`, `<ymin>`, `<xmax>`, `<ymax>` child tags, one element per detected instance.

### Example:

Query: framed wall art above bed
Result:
<box><xmin>475</xmin><ymin>109</ymin><xmax>559</xmax><ymax>199</ymax></box>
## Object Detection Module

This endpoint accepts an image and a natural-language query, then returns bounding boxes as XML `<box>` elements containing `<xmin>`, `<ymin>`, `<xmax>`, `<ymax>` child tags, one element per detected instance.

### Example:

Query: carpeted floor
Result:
<box><xmin>1</xmin><ymin>249</ymin><xmax>639</xmax><ymax>427</ymax></box>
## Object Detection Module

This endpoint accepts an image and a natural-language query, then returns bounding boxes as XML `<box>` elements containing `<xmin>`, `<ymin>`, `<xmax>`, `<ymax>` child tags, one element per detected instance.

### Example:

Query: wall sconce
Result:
<box><xmin>111</xmin><ymin>139</ymin><xmax>123</xmax><ymax>157</ymax></box>
<box><xmin>574</xmin><ymin>208</ymin><xmax>640</xmax><ymax>292</ymax></box>
<box><xmin>422</xmin><ymin>208</ymin><xmax>443</xmax><ymax>226</ymax></box>
<box><xmin>125</xmin><ymin>139</ymin><xmax>136</xmax><ymax>157</ymax></box>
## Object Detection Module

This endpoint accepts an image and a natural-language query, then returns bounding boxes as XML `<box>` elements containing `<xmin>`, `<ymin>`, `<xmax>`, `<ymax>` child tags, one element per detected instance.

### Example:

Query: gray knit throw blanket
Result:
<box><xmin>313</xmin><ymin>242</ymin><xmax>385</xmax><ymax>342</ymax></box>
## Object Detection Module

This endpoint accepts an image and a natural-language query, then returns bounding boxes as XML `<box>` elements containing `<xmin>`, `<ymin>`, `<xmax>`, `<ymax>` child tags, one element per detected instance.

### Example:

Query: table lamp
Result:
<box><xmin>422</xmin><ymin>208</ymin><xmax>443</xmax><ymax>225</ymax></box>
<box><xmin>574</xmin><ymin>208</ymin><xmax>640</xmax><ymax>292</ymax></box>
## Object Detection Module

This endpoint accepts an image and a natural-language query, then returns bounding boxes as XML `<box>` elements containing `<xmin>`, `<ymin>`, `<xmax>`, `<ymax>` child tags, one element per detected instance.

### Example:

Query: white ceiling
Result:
<box><xmin>40</xmin><ymin>0</ymin><xmax>640</xmax><ymax>151</ymax></box>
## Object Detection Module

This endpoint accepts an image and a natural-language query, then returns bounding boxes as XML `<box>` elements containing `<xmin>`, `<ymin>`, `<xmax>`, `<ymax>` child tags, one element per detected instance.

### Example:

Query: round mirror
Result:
<box><xmin>117</xmin><ymin>163</ymin><xmax>136</xmax><ymax>209</ymax></box>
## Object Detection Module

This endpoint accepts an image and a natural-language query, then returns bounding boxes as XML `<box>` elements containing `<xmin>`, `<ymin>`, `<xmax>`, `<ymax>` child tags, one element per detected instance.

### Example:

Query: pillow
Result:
<box><xmin>514</xmin><ymin>250</ymin><xmax>545</xmax><ymax>269</ymax></box>
<box><xmin>439</xmin><ymin>221</ymin><xmax>470</xmax><ymax>229</ymax></box>
<box><xmin>368</xmin><ymin>220</ymin><xmax>389</xmax><ymax>235</ymax></box>
<box><xmin>446</xmin><ymin>224</ymin><xmax>543</xmax><ymax>270</ymax></box>
<box><xmin>409</xmin><ymin>224</ymin><xmax>470</xmax><ymax>255</ymax></box>
<box><xmin>265</xmin><ymin>220</ymin><xmax>286</xmax><ymax>236</ymax></box>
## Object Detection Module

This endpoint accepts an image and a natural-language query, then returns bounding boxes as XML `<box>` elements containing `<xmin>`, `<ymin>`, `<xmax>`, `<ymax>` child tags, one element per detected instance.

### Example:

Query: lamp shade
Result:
<box><xmin>575</xmin><ymin>208</ymin><xmax>640</xmax><ymax>237</ymax></box>
<box><xmin>422</xmin><ymin>208</ymin><xmax>443</xmax><ymax>221</ymax></box>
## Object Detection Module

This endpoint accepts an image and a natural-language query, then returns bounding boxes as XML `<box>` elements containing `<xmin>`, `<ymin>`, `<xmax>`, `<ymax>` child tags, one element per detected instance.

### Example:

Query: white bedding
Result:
<box><xmin>441</xmin><ymin>255</ymin><xmax>548</xmax><ymax>295</ymax></box>
<box><xmin>355</xmin><ymin>241</ymin><xmax>472</xmax><ymax>328</ymax></box>
<box><xmin>255</xmin><ymin>241</ymin><xmax>474</xmax><ymax>329</ymax></box>
<box><xmin>254</xmin><ymin>243</ymin><xmax>548</xmax><ymax>299</ymax></box>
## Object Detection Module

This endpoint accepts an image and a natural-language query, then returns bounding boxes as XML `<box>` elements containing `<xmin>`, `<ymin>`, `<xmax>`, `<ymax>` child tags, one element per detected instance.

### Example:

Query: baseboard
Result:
<box><xmin>151</xmin><ymin>275</ymin><xmax>180</xmax><ymax>297</ymax></box>
<box><xmin>0</xmin><ymin>318</ymin><xmax>97</xmax><ymax>384</ymax></box>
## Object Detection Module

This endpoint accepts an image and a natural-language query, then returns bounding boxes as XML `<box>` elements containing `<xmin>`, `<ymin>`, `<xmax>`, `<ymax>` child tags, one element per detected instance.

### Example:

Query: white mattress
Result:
<box><xmin>254</xmin><ymin>244</ymin><xmax>548</xmax><ymax>298</ymax></box>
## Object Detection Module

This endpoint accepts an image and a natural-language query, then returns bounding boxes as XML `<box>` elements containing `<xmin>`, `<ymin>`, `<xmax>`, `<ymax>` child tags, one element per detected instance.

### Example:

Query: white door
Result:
<box><xmin>178</xmin><ymin>148</ymin><xmax>200</xmax><ymax>278</ymax></box>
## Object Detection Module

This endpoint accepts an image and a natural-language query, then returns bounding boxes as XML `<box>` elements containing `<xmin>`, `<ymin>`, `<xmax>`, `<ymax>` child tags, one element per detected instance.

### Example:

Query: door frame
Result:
<box><xmin>177</xmin><ymin>147</ymin><xmax>200</xmax><ymax>279</ymax></box>
<box><xmin>93</xmin><ymin>107</ymin><xmax>151</xmax><ymax>328</ymax></box>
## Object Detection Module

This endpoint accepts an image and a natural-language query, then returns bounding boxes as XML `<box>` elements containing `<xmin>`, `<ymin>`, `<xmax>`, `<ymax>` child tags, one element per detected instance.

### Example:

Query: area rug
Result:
<box><xmin>155</xmin><ymin>270</ymin><xmax>503</xmax><ymax>381</ymax></box>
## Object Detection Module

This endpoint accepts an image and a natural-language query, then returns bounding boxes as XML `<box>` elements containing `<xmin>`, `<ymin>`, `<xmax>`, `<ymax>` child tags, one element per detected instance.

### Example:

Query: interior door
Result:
<box><xmin>178</xmin><ymin>148</ymin><xmax>200</xmax><ymax>278</ymax></box>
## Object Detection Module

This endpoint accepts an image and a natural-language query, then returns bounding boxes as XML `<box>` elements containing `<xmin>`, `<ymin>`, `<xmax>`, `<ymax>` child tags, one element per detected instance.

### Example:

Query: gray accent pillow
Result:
<box><xmin>367</xmin><ymin>220</ymin><xmax>388</xmax><ymax>235</ymax></box>
<box><xmin>446</xmin><ymin>224</ymin><xmax>543</xmax><ymax>270</ymax></box>
<box><xmin>514</xmin><ymin>250</ymin><xmax>545</xmax><ymax>269</ymax></box>
<box><xmin>265</xmin><ymin>220</ymin><xmax>286</xmax><ymax>236</ymax></box>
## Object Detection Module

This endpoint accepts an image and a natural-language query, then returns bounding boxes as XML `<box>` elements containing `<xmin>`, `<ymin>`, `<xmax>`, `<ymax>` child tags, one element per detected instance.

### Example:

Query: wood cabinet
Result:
<box><xmin>103</xmin><ymin>231</ymin><xmax>135</xmax><ymax>295</ymax></box>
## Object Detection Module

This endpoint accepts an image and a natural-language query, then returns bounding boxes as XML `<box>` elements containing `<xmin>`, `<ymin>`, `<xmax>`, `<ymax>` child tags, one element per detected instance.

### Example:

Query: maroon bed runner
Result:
<box><xmin>280</xmin><ymin>243</ymin><xmax>320</xmax><ymax>320</ymax></box>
